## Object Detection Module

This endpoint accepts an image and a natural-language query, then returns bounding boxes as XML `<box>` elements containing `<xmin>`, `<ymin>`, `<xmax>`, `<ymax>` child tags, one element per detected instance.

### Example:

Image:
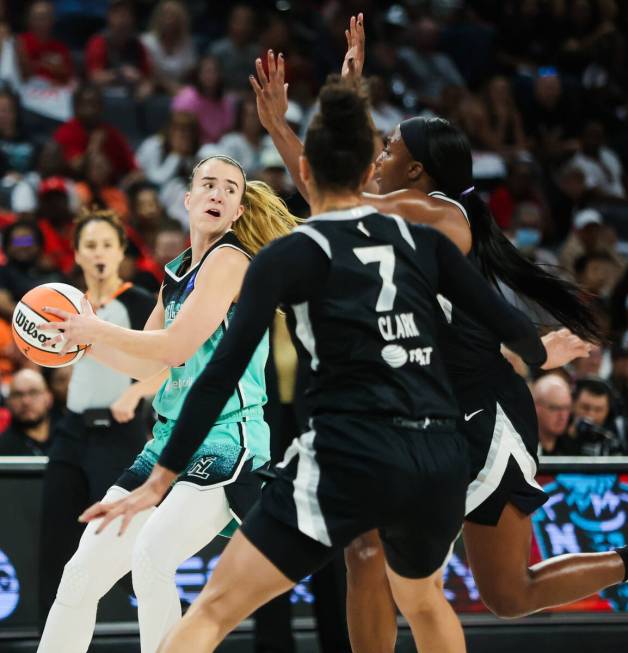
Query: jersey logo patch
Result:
<box><xmin>357</xmin><ymin>221</ymin><xmax>371</xmax><ymax>237</ymax></box>
<box><xmin>381</xmin><ymin>344</ymin><xmax>433</xmax><ymax>368</ymax></box>
<box><xmin>186</xmin><ymin>455</ymin><xmax>217</xmax><ymax>480</ymax></box>
<box><xmin>464</xmin><ymin>409</ymin><xmax>484</xmax><ymax>422</ymax></box>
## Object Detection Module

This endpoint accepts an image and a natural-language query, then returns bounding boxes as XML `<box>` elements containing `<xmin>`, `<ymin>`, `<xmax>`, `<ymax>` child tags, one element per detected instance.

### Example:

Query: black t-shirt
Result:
<box><xmin>0</xmin><ymin>425</ymin><xmax>50</xmax><ymax>456</ymax></box>
<box><xmin>158</xmin><ymin>206</ymin><xmax>546</xmax><ymax>473</ymax></box>
<box><xmin>0</xmin><ymin>262</ymin><xmax>67</xmax><ymax>303</ymax></box>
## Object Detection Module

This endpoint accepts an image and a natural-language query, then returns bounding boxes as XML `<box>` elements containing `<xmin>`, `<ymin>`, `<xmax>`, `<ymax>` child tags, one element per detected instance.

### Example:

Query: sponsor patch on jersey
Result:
<box><xmin>381</xmin><ymin>344</ymin><xmax>433</xmax><ymax>368</ymax></box>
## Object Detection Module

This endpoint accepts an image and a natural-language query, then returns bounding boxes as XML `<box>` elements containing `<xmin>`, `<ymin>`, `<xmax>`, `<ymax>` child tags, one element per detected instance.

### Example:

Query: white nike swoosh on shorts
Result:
<box><xmin>464</xmin><ymin>409</ymin><xmax>484</xmax><ymax>422</ymax></box>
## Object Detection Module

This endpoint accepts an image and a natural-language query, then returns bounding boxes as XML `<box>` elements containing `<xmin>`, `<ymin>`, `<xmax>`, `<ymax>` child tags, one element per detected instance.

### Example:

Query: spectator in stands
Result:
<box><xmin>136</xmin><ymin>110</ymin><xmax>198</xmax><ymax>187</ymax></box>
<box><xmin>0</xmin><ymin>220</ymin><xmax>66</xmax><ymax>319</ymax></box>
<box><xmin>522</xmin><ymin>69</ymin><xmax>581</xmax><ymax>164</ymax></box>
<box><xmin>141</xmin><ymin>0</ymin><xmax>195</xmax><ymax>96</ymax></box>
<box><xmin>510</xmin><ymin>202</ymin><xmax>558</xmax><ymax>266</ymax></box>
<box><xmin>17</xmin><ymin>0</ymin><xmax>73</xmax><ymax>85</ymax></box>
<box><xmin>566</xmin><ymin>376</ymin><xmax>626</xmax><ymax>455</ymax></box>
<box><xmin>53</xmin><ymin>84</ymin><xmax>137</xmax><ymax>182</ymax></box>
<box><xmin>85</xmin><ymin>0</ymin><xmax>153</xmax><ymax>99</ymax></box>
<box><xmin>47</xmin><ymin>365</ymin><xmax>71</xmax><ymax>424</ymax></box>
<box><xmin>0</xmin><ymin>89</ymin><xmax>35</xmax><ymax>175</ymax></box>
<box><xmin>481</xmin><ymin>75</ymin><xmax>527</xmax><ymax>155</ymax></box>
<box><xmin>368</xmin><ymin>75</ymin><xmax>404</xmax><ymax>136</ymax></box>
<box><xmin>36</xmin><ymin>177</ymin><xmax>76</xmax><ymax>274</ymax></box>
<box><xmin>568</xmin><ymin>120</ymin><xmax>626</xmax><ymax>200</ymax></box>
<box><xmin>546</xmin><ymin>163</ymin><xmax>587</xmax><ymax>243</ymax></box>
<box><xmin>127</xmin><ymin>182</ymin><xmax>168</xmax><ymax>251</ymax></box>
<box><xmin>171</xmin><ymin>55</ymin><xmax>236</xmax><ymax>144</ymax></box>
<box><xmin>153</xmin><ymin>219</ymin><xmax>186</xmax><ymax>270</ymax></box>
<box><xmin>397</xmin><ymin>16</ymin><xmax>465</xmax><ymax>109</ymax></box>
<box><xmin>209</xmin><ymin>4</ymin><xmax>259</xmax><ymax>93</ymax></box>
<box><xmin>0</xmin><ymin>369</ymin><xmax>53</xmax><ymax>455</ymax></box>
<box><xmin>559</xmin><ymin>207</ymin><xmax>622</xmax><ymax>275</ymax></box>
<box><xmin>574</xmin><ymin>251</ymin><xmax>623</xmax><ymax>298</ymax></box>
<box><xmin>213</xmin><ymin>95</ymin><xmax>265</xmax><ymax>175</ymax></box>
<box><xmin>0</xmin><ymin>1</ymin><xmax>23</xmax><ymax>90</ymax></box>
<box><xmin>489</xmin><ymin>157</ymin><xmax>549</xmax><ymax>231</ymax></box>
<box><xmin>533</xmin><ymin>374</ymin><xmax>575</xmax><ymax>455</ymax></box>
<box><xmin>75</xmin><ymin>150</ymin><xmax>130</xmax><ymax>220</ymax></box>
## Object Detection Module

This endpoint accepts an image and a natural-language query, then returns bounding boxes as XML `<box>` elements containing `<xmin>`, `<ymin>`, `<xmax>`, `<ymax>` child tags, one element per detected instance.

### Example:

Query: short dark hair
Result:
<box><xmin>304</xmin><ymin>76</ymin><xmax>374</xmax><ymax>193</ymax></box>
<box><xmin>574</xmin><ymin>377</ymin><xmax>613</xmax><ymax>401</ymax></box>
<box><xmin>3</xmin><ymin>220</ymin><xmax>44</xmax><ymax>249</ymax></box>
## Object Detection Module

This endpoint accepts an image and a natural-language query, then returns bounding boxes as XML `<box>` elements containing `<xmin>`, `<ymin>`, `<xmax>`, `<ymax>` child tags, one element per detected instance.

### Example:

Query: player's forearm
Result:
<box><xmin>88</xmin><ymin>342</ymin><xmax>166</xmax><ymax>380</ymax></box>
<box><xmin>266</xmin><ymin>119</ymin><xmax>309</xmax><ymax>201</ymax></box>
<box><xmin>89</xmin><ymin>320</ymin><xmax>184</xmax><ymax>368</ymax></box>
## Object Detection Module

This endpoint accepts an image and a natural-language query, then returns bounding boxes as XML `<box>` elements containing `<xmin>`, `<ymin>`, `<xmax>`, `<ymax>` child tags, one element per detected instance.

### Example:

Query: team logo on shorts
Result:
<box><xmin>186</xmin><ymin>456</ymin><xmax>217</xmax><ymax>480</ymax></box>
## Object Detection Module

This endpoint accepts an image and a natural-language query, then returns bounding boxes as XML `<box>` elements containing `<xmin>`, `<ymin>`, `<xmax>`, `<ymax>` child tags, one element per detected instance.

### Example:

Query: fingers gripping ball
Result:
<box><xmin>11</xmin><ymin>283</ymin><xmax>89</xmax><ymax>367</ymax></box>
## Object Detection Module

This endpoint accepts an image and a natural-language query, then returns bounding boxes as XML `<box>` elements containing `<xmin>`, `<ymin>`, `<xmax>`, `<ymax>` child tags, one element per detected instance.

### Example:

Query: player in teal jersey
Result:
<box><xmin>38</xmin><ymin>156</ymin><xmax>299</xmax><ymax>653</ymax></box>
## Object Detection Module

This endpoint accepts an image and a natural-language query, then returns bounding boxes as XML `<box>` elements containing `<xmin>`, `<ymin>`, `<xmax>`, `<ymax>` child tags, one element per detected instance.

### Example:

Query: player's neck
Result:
<box><xmin>190</xmin><ymin>229</ymin><xmax>226</xmax><ymax>267</ymax></box>
<box><xmin>309</xmin><ymin>190</ymin><xmax>363</xmax><ymax>217</ymax></box>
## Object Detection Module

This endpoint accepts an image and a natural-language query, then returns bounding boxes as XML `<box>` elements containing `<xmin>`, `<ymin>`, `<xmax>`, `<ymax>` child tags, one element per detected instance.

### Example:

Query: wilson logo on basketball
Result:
<box><xmin>14</xmin><ymin>309</ymin><xmax>54</xmax><ymax>347</ymax></box>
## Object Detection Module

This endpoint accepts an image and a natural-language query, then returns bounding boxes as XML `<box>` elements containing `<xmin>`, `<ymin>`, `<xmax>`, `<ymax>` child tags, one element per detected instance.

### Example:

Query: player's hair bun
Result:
<box><xmin>318</xmin><ymin>76</ymin><xmax>370</xmax><ymax>136</ymax></box>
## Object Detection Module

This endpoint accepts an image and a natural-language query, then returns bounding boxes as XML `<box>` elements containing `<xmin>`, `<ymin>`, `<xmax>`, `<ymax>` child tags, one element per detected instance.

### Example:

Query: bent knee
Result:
<box><xmin>480</xmin><ymin>585</ymin><xmax>531</xmax><ymax>619</ymax></box>
<box><xmin>57</xmin><ymin>558</ymin><xmax>103</xmax><ymax>607</ymax></box>
<box><xmin>131</xmin><ymin>538</ymin><xmax>176</xmax><ymax>598</ymax></box>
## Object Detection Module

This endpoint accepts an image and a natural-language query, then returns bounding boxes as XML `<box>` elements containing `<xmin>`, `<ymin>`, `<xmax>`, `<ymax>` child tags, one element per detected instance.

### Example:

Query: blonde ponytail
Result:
<box><xmin>234</xmin><ymin>180</ymin><xmax>301</xmax><ymax>255</ymax></box>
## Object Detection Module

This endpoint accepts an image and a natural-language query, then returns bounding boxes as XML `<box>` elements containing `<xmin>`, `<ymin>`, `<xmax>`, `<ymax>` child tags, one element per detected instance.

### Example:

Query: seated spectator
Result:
<box><xmin>368</xmin><ymin>75</ymin><xmax>404</xmax><ymax>136</ymax></box>
<box><xmin>397</xmin><ymin>17</ymin><xmax>465</xmax><ymax>110</ymax></box>
<box><xmin>136</xmin><ymin>110</ymin><xmax>198</xmax><ymax>187</ymax></box>
<box><xmin>141</xmin><ymin>0</ymin><xmax>195</xmax><ymax>95</ymax></box>
<box><xmin>546</xmin><ymin>163</ymin><xmax>587</xmax><ymax>243</ymax></box>
<box><xmin>46</xmin><ymin>365</ymin><xmax>71</xmax><ymax>424</ymax></box>
<box><xmin>171</xmin><ymin>55</ymin><xmax>236</xmax><ymax>144</ymax></box>
<box><xmin>559</xmin><ymin>207</ymin><xmax>622</xmax><ymax>275</ymax></box>
<box><xmin>0</xmin><ymin>5</ymin><xmax>23</xmax><ymax>90</ymax></box>
<box><xmin>510</xmin><ymin>202</ymin><xmax>558</xmax><ymax>266</ymax></box>
<box><xmin>481</xmin><ymin>75</ymin><xmax>527</xmax><ymax>155</ymax></box>
<box><xmin>564</xmin><ymin>377</ymin><xmax>626</xmax><ymax>456</ymax></box>
<box><xmin>36</xmin><ymin>177</ymin><xmax>75</xmax><ymax>274</ymax></box>
<box><xmin>574</xmin><ymin>251</ymin><xmax>623</xmax><ymax>298</ymax></box>
<box><xmin>208</xmin><ymin>4</ymin><xmax>259</xmax><ymax>93</ymax></box>
<box><xmin>153</xmin><ymin>219</ymin><xmax>186</xmax><ymax>270</ymax></box>
<box><xmin>533</xmin><ymin>374</ymin><xmax>575</xmax><ymax>455</ymax></box>
<box><xmin>53</xmin><ymin>84</ymin><xmax>137</xmax><ymax>182</ymax></box>
<box><xmin>17</xmin><ymin>0</ymin><xmax>73</xmax><ymax>85</ymax></box>
<box><xmin>489</xmin><ymin>157</ymin><xmax>550</xmax><ymax>231</ymax></box>
<box><xmin>0</xmin><ymin>89</ymin><xmax>35</xmax><ymax>175</ymax></box>
<box><xmin>75</xmin><ymin>150</ymin><xmax>130</xmax><ymax>220</ymax></box>
<box><xmin>0</xmin><ymin>369</ymin><xmax>54</xmax><ymax>455</ymax></box>
<box><xmin>127</xmin><ymin>182</ymin><xmax>168</xmax><ymax>250</ymax></box>
<box><xmin>85</xmin><ymin>0</ymin><xmax>153</xmax><ymax>99</ymax></box>
<box><xmin>521</xmin><ymin>69</ymin><xmax>581</xmax><ymax>165</ymax></box>
<box><xmin>0</xmin><ymin>220</ymin><xmax>66</xmax><ymax>320</ymax></box>
<box><xmin>212</xmin><ymin>95</ymin><xmax>265</xmax><ymax>175</ymax></box>
<box><xmin>568</xmin><ymin>120</ymin><xmax>626</xmax><ymax>200</ymax></box>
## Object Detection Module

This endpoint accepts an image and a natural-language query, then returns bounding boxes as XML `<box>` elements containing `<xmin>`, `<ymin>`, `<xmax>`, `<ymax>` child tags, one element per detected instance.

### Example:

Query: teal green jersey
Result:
<box><xmin>150</xmin><ymin>231</ymin><xmax>270</xmax><ymax>466</ymax></box>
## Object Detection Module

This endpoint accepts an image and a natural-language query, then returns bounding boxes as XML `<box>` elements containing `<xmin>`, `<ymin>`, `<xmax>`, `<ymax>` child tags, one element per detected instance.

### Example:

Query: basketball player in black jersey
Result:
<box><xmin>81</xmin><ymin>78</ymin><xmax>589</xmax><ymax>653</ymax></box>
<box><xmin>248</xmin><ymin>27</ymin><xmax>628</xmax><ymax>652</ymax></box>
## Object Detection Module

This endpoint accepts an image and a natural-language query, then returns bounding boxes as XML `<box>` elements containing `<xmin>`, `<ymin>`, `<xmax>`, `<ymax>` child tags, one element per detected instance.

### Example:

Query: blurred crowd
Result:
<box><xmin>0</xmin><ymin>0</ymin><xmax>627</xmax><ymax>457</ymax></box>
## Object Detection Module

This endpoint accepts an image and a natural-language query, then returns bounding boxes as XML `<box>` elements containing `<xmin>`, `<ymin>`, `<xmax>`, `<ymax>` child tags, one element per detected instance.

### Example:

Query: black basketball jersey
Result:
<box><xmin>289</xmin><ymin>206</ymin><xmax>459</xmax><ymax>420</ymax></box>
<box><xmin>429</xmin><ymin>192</ymin><xmax>512</xmax><ymax>383</ymax></box>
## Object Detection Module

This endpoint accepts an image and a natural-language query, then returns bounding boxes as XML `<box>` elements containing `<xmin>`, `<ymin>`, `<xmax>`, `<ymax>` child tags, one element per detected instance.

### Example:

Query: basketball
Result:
<box><xmin>11</xmin><ymin>283</ymin><xmax>89</xmax><ymax>368</ymax></box>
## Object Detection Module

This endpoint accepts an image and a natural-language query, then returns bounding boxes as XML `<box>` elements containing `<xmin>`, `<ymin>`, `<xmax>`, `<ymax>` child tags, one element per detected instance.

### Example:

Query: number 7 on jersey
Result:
<box><xmin>353</xmin><ymin>245</ymin><xmax>397</xmax><ymax>312</ymax></box>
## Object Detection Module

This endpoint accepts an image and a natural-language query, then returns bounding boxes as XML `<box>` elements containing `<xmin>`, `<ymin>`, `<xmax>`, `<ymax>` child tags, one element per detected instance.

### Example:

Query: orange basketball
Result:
<box><xmin>11</xmin><ymin>283</ymin><xmax>89</xmax><ymax>368</ymax></box>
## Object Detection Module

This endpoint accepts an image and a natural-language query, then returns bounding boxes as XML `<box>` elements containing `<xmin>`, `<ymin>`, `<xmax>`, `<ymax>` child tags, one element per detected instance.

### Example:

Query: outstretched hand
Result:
<box><xmin>249</xmin><ymin>50</ymin><xmax>289</xmax><ymax>132</ymax></box>
<box><xmin>341</xmin><ymin>13</ymin><xmax>365</xmax><ymax>79</ymax></box>
<box><xmin>541</xmin><ymin>328</ymin><xmax>593</xmax><ymax>370</ymax></box>
<box><xmin>79</xmin><ymin>466</ymin><xmax>175</xmax><ymax>536</ymax></box>
<box><xmin>39</xmin><ymin>296</ymin><xmax>98</xmax><ymax>355</ymax></box>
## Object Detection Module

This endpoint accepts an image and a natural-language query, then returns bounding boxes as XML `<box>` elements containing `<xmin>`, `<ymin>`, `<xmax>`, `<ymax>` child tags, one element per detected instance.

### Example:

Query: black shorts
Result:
<box><xmin>455</xmin><ymin>369</ymin><xmax>548</xmax><ymax>526</ymax></box>
<box><xmin>240</xmin><ymin>413</ymin><xmax>468</xmax><ymax>582</ymax></box>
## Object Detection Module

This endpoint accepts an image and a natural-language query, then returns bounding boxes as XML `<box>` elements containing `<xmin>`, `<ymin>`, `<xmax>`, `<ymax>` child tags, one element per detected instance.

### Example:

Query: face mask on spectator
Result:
<box><xmin>515</xmin><ymin>227</ymin><xmax>541</xmax><ymax>250</ymax></box>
